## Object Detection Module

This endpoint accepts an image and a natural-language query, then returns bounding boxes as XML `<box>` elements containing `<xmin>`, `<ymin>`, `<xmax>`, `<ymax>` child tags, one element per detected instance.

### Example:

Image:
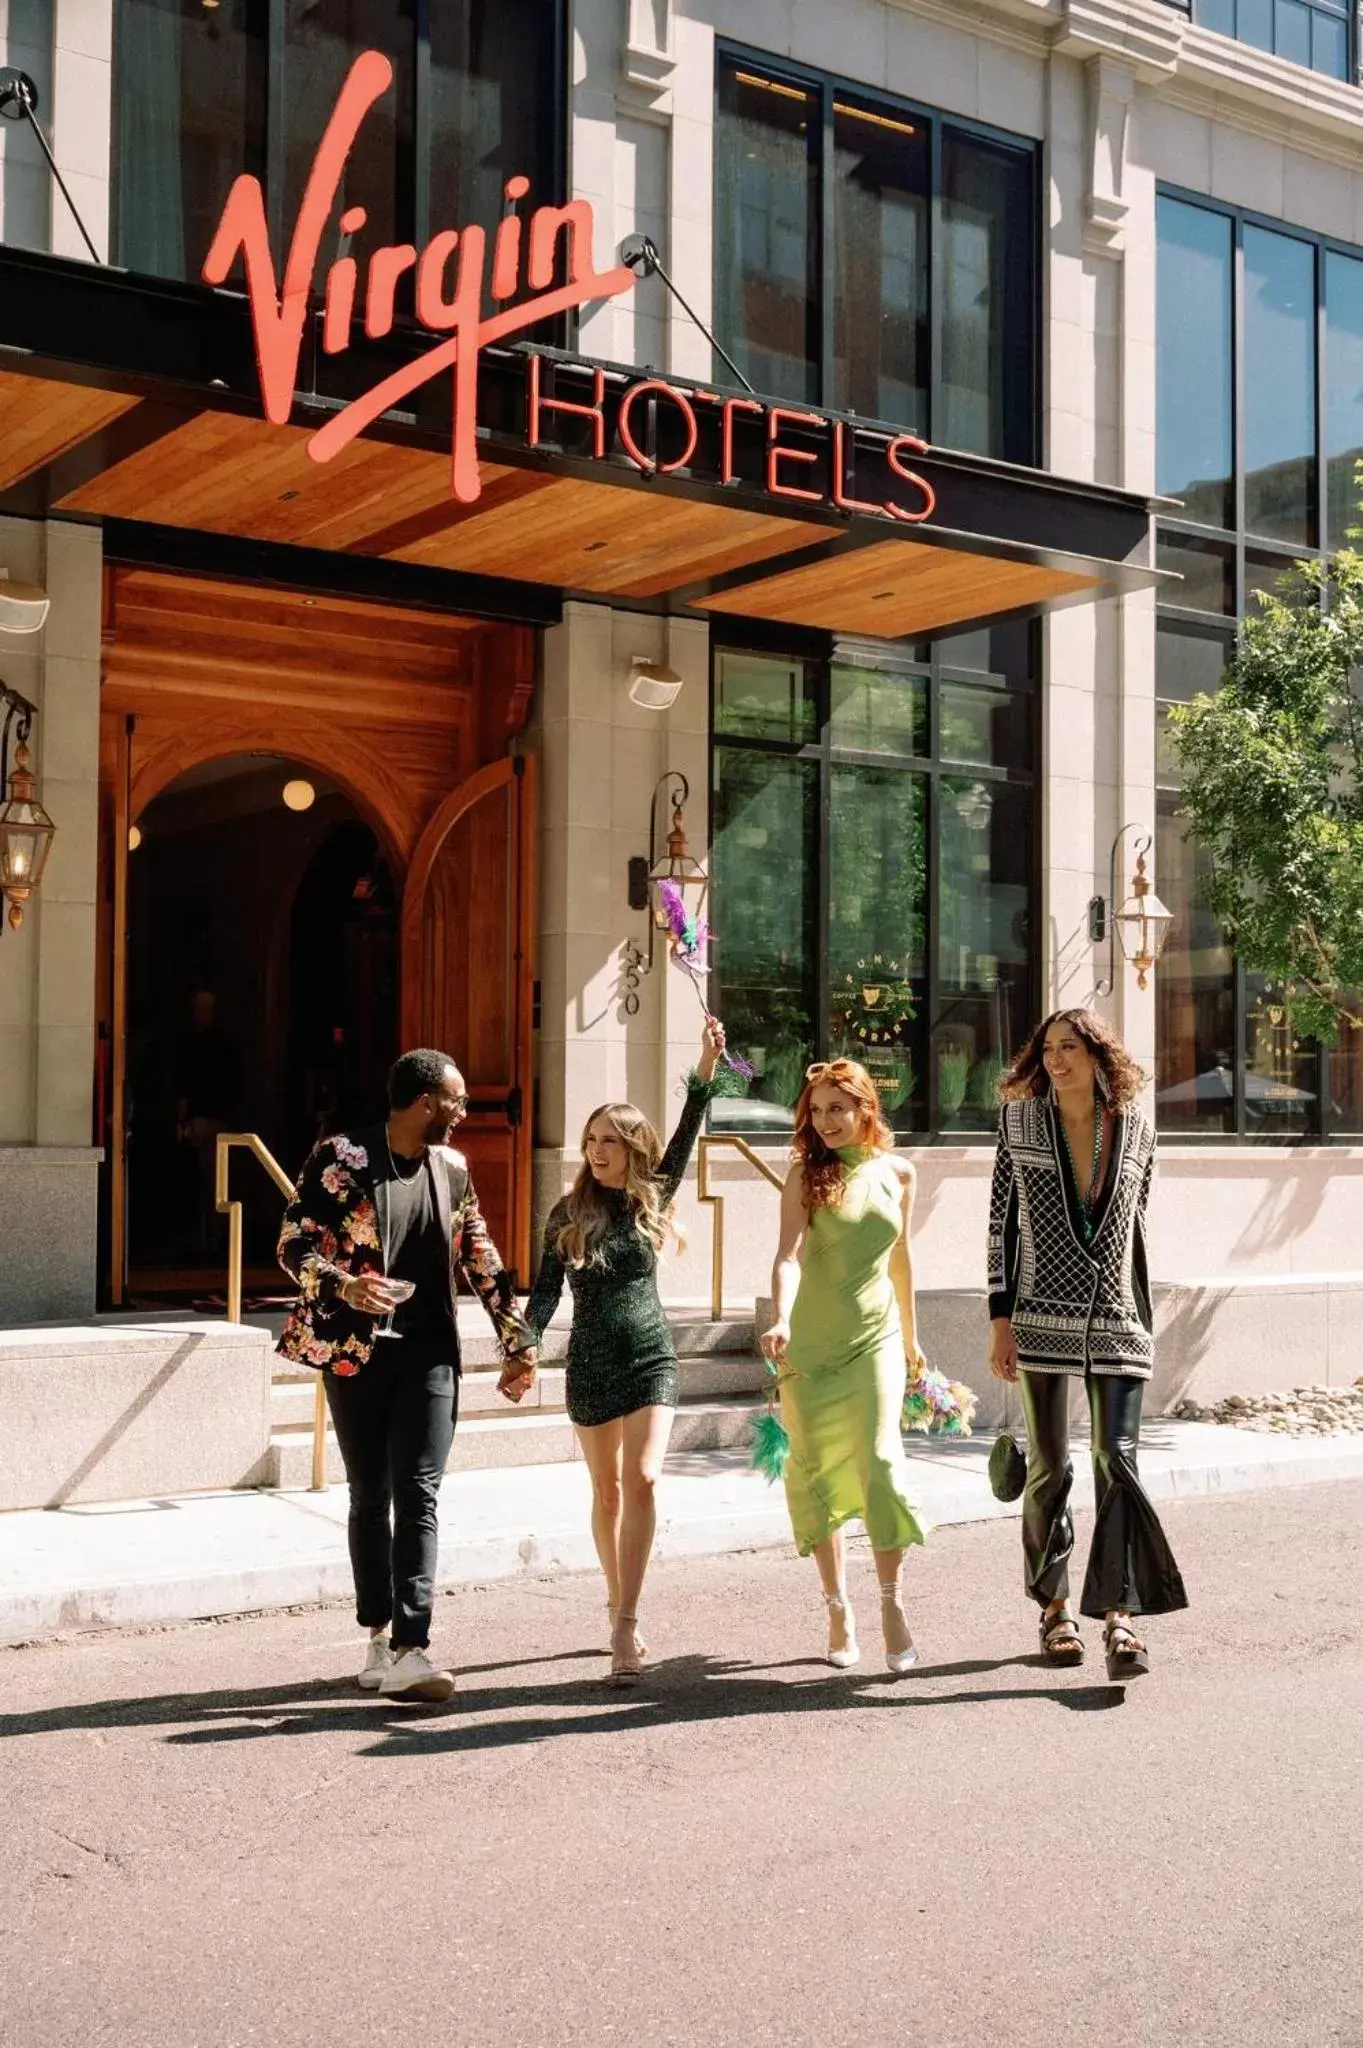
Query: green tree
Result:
<box><xmin>1166</xmin><ymin>540</ymin><xmax>1363</xmax><ymax>1044</ymax></box>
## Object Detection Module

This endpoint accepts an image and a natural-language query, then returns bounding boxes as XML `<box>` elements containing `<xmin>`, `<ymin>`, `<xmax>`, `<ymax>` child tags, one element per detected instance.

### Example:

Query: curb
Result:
<box><xmin>4</xmin><ymin>1428</ymin><xmax>1363</xmax><ymax>1645</ymax></box>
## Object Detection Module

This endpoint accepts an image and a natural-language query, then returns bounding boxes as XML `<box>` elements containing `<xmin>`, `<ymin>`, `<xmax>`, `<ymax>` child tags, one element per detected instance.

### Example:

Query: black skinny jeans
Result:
<box><xmin>324</xmin><ymin>1347</ymin><xmax>459</xmax><ymax>1650</ymax></box>
<box><xmin>1017</xmin><ymin>1369</ymin><xmax>1188</xmax><ymax>1621</ymax></box>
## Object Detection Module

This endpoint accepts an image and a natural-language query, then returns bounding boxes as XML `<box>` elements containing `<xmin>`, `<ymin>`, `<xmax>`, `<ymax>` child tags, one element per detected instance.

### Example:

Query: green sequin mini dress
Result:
<box><xmin>524</xmin><ymin>1075</ymin><xmax>718</xmax><ymax>1428</ymax></box>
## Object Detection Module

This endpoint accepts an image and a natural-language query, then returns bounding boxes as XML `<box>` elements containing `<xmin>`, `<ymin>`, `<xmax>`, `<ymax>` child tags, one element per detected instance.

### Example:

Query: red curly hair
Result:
<box><xmin>794</xmin><ymin>1059</ymin><xmax>893</xmax><ymax>1211</ymax></box>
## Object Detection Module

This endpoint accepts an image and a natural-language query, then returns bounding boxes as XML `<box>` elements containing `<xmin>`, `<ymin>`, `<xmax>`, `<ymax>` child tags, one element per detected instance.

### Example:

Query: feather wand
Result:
<box><xmin>655</xmin><ymin>879</ymin><xmax>754</xmax><ymax>1080</ymax></box>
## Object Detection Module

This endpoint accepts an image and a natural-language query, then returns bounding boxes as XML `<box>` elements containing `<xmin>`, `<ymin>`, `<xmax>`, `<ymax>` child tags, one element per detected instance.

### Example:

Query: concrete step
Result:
<box><xmin>263</xmin><ymin>1394</ymin><xmax>763</xmax><ymax>1489</ymax></box>
<box><xmin>269</xmin><ymin>1351</ymin><xmax>770</xmax><ymax>1428</ymax></box>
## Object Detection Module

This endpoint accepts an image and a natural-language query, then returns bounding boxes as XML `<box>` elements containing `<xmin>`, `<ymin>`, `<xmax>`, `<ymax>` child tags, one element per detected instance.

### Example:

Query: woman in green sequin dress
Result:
<box><xmin>760</xmin><ymin>1059</ymin><xmax>927</xmax><ymax>1675</ymax></box>
<box><xmin>518</xmin><ymin>1020</ymin><xmax>726</xmax><ymax>1681</ymax></box>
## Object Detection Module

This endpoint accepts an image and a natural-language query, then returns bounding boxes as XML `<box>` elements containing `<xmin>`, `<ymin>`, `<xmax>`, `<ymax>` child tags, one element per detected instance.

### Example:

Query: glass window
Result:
<box><xmin>113</xmin><ymin>3</ymin><xmax>561</xmax><ymax>286</ymax></box>
<box><xmin>828</xmin><ymin>663</ymin><xmax>927</xmax><ymax>757</ymax></box>
<box><xmin>1328</xmin><ymin>1007</ymin><xmax>1363</xmax><ymax>1132</ymax></box>
<box><xmin>939</xmin><ymin>130</ymin><xmax>1036</xmax><ymax>464</ymax></box>
<box><xmin>1156</xmin><ymin>536</ymin><xmax>1235</xmax><ymax>616</ymax></box>
<box><xmin>1157</xmin><ymin>197</ymin><xmax>1234</xmax><ymax>531</ymax></box>
<box><xmin>1244</xmin><ymin>974</ymin><xmax>1319</xmax><ymax>1136</ymax></box>
<box><xmin>711</xmin><ymin>634</ymin><xmax>1035</xmax><ymax>1141</ymax></box>
<box><xmin>114</xmin><ymin>0</ymin><xmax>268</xmax><ymax>278</ymax></box>
<box><xmin>1155</xmin><ymin>797</ymin><xmax>1236</xmax><ymax>1135</ymax></box>
<box><xmin>937</xmin><ymin>779</ymin><xmax>1032</xmax><ymax>1133</ymax></box>
<box><xmin>710</xmin><ymin>744</ymin><xmax>819</xmax><ymax>1129</ymax></box>
<box><xmin>1182</xmin><ymin>0</ymin><xmax>1351</xmax><ymax>82</ymax></box>
<box><xmin>1326</xmin><ymin>251</ymin><xmax>1363</xmax><ymax>549</ymax></box>
<box><xmin>1244</xmin><ymin>227</ymin><xmax>1317</xmax><ymax>546</ymax></box>
<box><xmin>833</xmin><ymin>99</ymin><xmax>929</xmax><ymax>432</ymax></box>
<box><xmin>714</xmin><ymin>54</ymin><xmax>1038</xmax><ymax>460</ymax></box>
<box><xmin>714</xmin><ymin>63</ymin><xmax>819</xmax><ymax>404</ymax></box>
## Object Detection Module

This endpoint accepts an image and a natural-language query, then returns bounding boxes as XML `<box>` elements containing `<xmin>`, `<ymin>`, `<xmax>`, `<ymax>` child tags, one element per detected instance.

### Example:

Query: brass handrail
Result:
<box><xmin>215</xmin><ymin>1133</ymin><xmax>328</xmax><ymax>1493</ymax></box>
<box><xmin>696</xmin><ymin>1135</ymin><xmax>786</xmax><ymax>1321</ymax></box>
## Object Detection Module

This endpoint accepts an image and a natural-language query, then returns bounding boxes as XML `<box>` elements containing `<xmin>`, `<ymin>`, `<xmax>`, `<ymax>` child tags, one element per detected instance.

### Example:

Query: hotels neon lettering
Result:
<box><xmin>204</xmin><ymin>48</ymin><xmax>936</xmax><ymax>524</ymax></box>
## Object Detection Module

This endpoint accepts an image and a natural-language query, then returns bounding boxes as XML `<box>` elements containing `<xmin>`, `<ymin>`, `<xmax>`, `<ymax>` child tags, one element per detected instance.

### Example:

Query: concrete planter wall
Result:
<box><xmin>0</xmin><ymin>1319</ymin><xmax>274</xmax><ymax>1511</ymax></box>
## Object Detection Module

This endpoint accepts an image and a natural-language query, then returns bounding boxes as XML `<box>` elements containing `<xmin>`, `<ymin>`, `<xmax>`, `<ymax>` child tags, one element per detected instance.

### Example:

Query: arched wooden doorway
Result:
<box><xmin>98</xmin><ymin>567</ymin><xmax>538</xmax><ymax>1303</ymax></box>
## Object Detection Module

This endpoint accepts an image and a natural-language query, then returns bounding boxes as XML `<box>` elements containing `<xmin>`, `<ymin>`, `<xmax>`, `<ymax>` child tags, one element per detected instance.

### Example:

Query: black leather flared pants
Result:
<box><xmin>1017</xmin><ymin>1370</ymin><xmax>1189</xmax><ymax>1620</ymax></box>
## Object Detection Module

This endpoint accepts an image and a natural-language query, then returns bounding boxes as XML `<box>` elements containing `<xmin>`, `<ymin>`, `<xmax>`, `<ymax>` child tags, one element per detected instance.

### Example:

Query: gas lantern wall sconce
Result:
<box><xmin>0</xmin><ymin>685</ymin><xmax>56</xmax><ymax>932</ymax></box>
<box><xmin>1088</xmin><ymin>826</ymin><xmax>1174</xmax><ymax>994</ymax></box>
<box><xmin>621</xmin><ymin>772</ymin><xmax>709</xmax><ymax>1006</ymax></box>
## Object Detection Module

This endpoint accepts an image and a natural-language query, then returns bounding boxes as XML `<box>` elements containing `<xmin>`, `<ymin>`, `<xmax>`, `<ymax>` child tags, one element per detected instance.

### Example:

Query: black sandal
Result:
<box><xmin>1040</xmin><ymin>1609</ymin><xmax>1084</xmax><ymax>1663</ymax></box>
<box><xmin>1103</xmin><ymin>1619</ymin><xmax>1150</xmax><ymax>1681</ymax></box>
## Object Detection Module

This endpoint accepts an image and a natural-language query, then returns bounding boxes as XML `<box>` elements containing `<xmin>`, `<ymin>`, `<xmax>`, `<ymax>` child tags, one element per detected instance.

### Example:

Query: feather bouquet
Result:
<box><xmin>748</xmin><ymin>1354</ymin><xmax>792</xmax><ymax>1482</ymax></box>
<box><xmin>902</xmin><ymin>1363</ymin><xmax>977</xmax><ymax>1438</ymax></box>
<box><xmin>655</xmin><ymin>879</ymin><xmax>754</xmax><ymax>1081</ymax></box>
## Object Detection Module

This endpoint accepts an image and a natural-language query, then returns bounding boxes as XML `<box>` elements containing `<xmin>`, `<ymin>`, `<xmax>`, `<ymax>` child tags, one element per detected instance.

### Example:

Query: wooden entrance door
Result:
<box><xmin>400</xmin><ymin>755</ymin><xmax>536</xmax><ymax>1282</ymax></box>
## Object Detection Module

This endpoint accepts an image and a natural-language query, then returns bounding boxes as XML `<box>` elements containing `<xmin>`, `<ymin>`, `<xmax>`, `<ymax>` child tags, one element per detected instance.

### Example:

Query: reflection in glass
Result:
<box><xmin>940</xmin><ymin>683</ymin><xmax>1033</xmax><ymax>772</ymax></box>
<box><xmin>114</xmin><ymin>0</ymin><xmax>267</xmax><ymax>279</ymax></box>
<box><xmin>710</xmin><ymin>749</ymin><xmax>818</xmax><ymax>1131</ymax></box>
<box><xmin>828</xmin><ymin>664</ymin><xmax>927</xmax><ymax>758</ymax></box>
<box><xmin>714</xmin><ymin>651</ymin><xmax>816</xmax><ymax>744</ymax></box>
<box><xmin>937</xmin><ymin>779</ymin><xmax>1031</xmax><ymax>1133</ymax></box>
<box><xmin>1156</xmin><ymin>536</ymin><xmax>1235</xmax><ymax>616</ymax></box>
<box><xmin>1244</xmin><ymin>225</ymin><xmax>1317</xmax><ymax>545</ymax></box>
<box><xmin>283</xmin><ymin>1</ymin><xmax>415</xmax><ymax>277</ymax></box>
<box><xmin>1276</xmin><ymin>0</ymin><xmax>1312</xmax><ymax>65</ymax></box>
<box><xmin>1245</xmin><ymin>549</ymin><xmax>1314</xmax><ymax>611</ymax></box>
<box><xmin>429</xmin><ymin>2</ymin><xmax>560</xmax><ymax>306</ymax></box>
<box><xmin>1157</xmin><ymin>198</ymin><xmax>1234</xmax><ymax>530</ymax></box>
<box><xmin>936</xmin><ymin>621</ymin><xmax>1037</xmax><ymax>682</ymax></box>
<box><xmin>1312</xmin><ymin>10</ymin><xmax>1348</xmax><ymax>76</ymax></box>
<box><xmin>1243</xmin><ymin>974</ymin><xmax>1318</xmax><ymax>1137</ymax></box>
<box><xmin>939</xmin><ymin>132</ymin><xmax>1036</xmax><ymax>464</ymax></box>
<box><xmin>833</xmin><ymin>100</ymin><xmax>929</xmax><ymax>429</ymax></box>
<box><xmin>1156</xmin><ymin>620</ymin><xmax>1234</xmax><ymax>707</ymax></box>
<box><xmin>1328</xmin><ymin>1004</ymin><xmax>1363</xmax><ymax>1131</ymax></box>
<box><xmin>714</xmin><ymin>63</ymin><xmax>819</xmax><ymax>402</ymax></box>
<box><xmin>1155</xmin><ymin>799</ymin><xmax>1236</xmax><ymax>1134</ymax></box>
<box><xmin>829</xmin><ymin>768</ymin><xmax>927</xmax><ymax>1133</ymax></box>
<box><xmin>1326</xmin><ymin>251</ymin><xmax>1363</xmax><ymax>548</ymax></box>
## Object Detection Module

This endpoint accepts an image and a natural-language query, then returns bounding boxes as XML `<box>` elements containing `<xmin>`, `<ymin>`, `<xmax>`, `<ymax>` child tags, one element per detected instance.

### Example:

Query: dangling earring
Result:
<box><xmin>1095</xmin><ymin>1066</ymin><xmax>1111</xmax><ymax>1106</ymax></box>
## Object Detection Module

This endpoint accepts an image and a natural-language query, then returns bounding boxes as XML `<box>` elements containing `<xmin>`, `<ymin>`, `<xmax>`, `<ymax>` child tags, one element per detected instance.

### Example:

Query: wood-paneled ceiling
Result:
<box><xmin>4</xmin><ymin>368</ymin><xmax>1130</xmax><ymax>640</ymax></box>
<box><xmin>694</xmin><ymin>538</ymin><xmax>1101</xmax><ymax>638</ymax></box>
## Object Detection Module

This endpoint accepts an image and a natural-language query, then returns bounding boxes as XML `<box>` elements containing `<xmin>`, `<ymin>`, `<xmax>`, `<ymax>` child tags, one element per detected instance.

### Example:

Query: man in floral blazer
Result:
<box><xmin>278</xmin><ymin>1047</ymin><xmax>536</xmax><ymax>1701</ymax></box>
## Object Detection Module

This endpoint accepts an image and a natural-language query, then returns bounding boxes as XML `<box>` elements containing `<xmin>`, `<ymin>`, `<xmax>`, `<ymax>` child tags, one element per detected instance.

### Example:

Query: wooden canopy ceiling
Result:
<box><xmin>2</xmin><ymin>364</ymin><xmax>1120</xmax><ymax>637</ymax></box>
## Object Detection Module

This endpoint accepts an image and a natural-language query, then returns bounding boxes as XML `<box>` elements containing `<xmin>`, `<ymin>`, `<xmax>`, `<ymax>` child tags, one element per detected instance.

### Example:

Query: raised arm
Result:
<box><xmin>277</xmin><ymin>1141</ymin><xmax>348</xmax><ymax>1308</ymax></box>
<box><xmin>759</xmin><ymin>1164</ymin><xmax>809</xmax><ymax>1367</ymax></box>
<box><xmin>655</xmin><ymin>1018</ymin><xmax>728</xmax><ymax>1203</ymax></box>
<box><xmin>887</xmin><ymin>1158</ymin><xmax>925</xmax><ymax>1373</ymax></box>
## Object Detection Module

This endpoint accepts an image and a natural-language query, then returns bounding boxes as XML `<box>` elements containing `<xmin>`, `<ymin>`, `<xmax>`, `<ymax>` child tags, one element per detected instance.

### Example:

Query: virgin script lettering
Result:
<box><xmin>203</xmin><ymin>48</ymin><xmax>635</xmax><ymax>503</ymax></box>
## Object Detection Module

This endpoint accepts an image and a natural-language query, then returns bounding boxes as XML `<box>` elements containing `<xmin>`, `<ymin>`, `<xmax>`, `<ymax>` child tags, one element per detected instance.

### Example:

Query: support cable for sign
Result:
<box><xmin>0</xmin><ymin>71</ymin><xmax>104</xmax><ymax>265</ymax></box>
<box><xmin>619</xmin><ymin>234</ymin><xmax>757</xmax><ymax>395</ymax></box>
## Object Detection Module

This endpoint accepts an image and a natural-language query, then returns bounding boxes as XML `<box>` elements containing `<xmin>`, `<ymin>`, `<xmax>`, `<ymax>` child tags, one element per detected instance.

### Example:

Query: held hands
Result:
<box><xmin>498</xmin><ymin>1349</ymin><xmax>539</xmax><ymax>1404</ymax></box>
<box><xmin>988</xmin><ymin>1318</ymin><xmax>1020</xmax><ymax>1383</ymax></box>
<box><xmin>905</xmin><ymin>1339</ymin><xmax>928</xmax><ymax>1381</ymax></box>
<box><xmin>698</xmin><ymin>1016</ymin><xmax>727</xmax><ymax>1083</ymax></box>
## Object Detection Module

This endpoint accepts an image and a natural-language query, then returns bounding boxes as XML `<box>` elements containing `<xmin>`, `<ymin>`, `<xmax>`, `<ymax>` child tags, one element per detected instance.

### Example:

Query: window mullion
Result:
<box><xmin>414</xmin><ymin>0</ymin><xmax>432</xmax><ymax>252</ymax></box>
<box><xmin>928</xmin><ymin>116</ymin><xmax>943</xmax><ymax>447</ymax></box>
<box><xmin>816</xmin><ymin>663</ymin><xmax>833</xmax><ymax>1063</ymax></box>
<box><xmin>267</xmin><ymin>0</ymin><xmax>287</xmax><ymax>262</ymax></box>
<box><xmin>819</xmin><ymin>80</ymin><xmax>836</xmax><ymax>410</ymax></box>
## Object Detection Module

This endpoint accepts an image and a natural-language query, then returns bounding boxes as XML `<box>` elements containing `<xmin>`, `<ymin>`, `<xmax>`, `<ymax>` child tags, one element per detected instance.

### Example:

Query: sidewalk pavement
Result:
<box><xmin>4</xmin><ymin>1419</ymin><xmax>1362</xmax><ymax>1645</ymax></box>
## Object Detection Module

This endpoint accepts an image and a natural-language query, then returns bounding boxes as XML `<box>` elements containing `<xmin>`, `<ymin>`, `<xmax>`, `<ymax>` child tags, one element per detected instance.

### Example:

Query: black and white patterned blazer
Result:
<box><xmin>987</xmin><ymin>1097</ymin><xmax>1156</xmax><ymax>1379</ymax></box>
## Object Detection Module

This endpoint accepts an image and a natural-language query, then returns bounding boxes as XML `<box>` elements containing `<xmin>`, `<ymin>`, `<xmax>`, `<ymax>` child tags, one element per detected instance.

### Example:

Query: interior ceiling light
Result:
<box><xmin>734</xmin><ymin>71</ymin><xmax>809</xmax><ymax>101</ymax></box>
<box><xmin>833</xmin><ymin>102</ymin><xmax>917</xmax><ymax>136</ymax></box>
<box><xmin>128</xmin><ymin>824</ymin><xmax>142</xmax><ymax>851</ymax></box>
<box><xmin>0</xmin><ymin>571</ymin><xmax>51</xmax><ymax>634</ymax></box>
<box><xmin>282</xmin><ymin>778</ymin><xmax>316</xmax><ymax>812</ymax></box>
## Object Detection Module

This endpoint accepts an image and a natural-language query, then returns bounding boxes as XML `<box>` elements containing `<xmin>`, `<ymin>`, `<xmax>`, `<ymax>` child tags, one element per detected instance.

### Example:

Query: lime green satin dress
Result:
<box><xmin>781</xmin><ymin>1147</ymin><xmax>927</xmax><ymax>1557</ymax></box>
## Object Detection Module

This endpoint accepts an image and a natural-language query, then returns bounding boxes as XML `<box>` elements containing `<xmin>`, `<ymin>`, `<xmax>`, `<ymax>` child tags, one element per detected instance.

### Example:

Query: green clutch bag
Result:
<box><xmin>988</xmin><ymin>1432</ymin><xmax>1027</xmax><ymax>1502</ymax></box>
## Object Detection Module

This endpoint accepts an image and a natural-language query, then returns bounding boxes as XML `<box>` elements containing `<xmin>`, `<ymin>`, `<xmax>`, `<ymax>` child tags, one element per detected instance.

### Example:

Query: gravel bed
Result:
<box><xmin>1174</xmin><ymin>1382</ymin><xmax>1363</xmax><ymax>1434</ymax></box>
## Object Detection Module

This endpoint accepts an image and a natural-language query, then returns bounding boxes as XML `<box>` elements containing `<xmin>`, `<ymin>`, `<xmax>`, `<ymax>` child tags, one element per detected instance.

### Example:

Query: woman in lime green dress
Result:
<box><xmin>760</xmin><ymin>1059</ymin><xmax>927</xmax><ymax>1674</ymax></box>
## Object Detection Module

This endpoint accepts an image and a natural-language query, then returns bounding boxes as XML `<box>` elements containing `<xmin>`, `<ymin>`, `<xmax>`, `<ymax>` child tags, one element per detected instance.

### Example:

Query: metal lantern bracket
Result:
<box><xmin>1088</xmin><ymin>824</ymin><xmax>1173</xmax><ymax>995</ymax></box>
<box><xmin>0</xmin><ymin>683</ymin><xmax>56</xmax><ymax>934</ymax></box>
<box><xmin>627</xmin><ymin>769</ymin><xmax>708</xmax><ymax>973</ymax></box>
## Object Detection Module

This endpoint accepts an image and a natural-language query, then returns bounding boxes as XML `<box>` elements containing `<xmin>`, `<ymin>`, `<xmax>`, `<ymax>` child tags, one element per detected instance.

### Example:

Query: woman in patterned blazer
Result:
<box><xmin>987</xmin><ymin>1008</ymin><xmax>1187</xmax><ymax>1681</ymax></box>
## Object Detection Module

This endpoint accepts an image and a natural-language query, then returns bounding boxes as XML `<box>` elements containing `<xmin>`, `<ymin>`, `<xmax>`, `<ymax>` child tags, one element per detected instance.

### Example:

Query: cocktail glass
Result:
<box><xmin>373</xmin><ymin>1277</ymin><xmax>416</xmax><ymax>1338</ymax></box>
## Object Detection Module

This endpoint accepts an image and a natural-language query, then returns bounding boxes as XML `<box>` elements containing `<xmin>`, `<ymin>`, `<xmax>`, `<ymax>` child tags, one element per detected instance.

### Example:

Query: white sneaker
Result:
<box><xmin>358</xmin><ymin>1638</ymin><xmax>393</xmax><ymax>1691</ymax></box>
<box><xmin>378</xmin><ymin>1646</ymin><xmax>456</xmax><ymax>1702</ymax></box>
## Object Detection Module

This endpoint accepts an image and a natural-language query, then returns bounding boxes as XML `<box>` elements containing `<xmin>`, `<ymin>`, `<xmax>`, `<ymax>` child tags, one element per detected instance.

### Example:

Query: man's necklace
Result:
<box><xmin>1059</xmin><ymin>1106</ymin><xmax>1104</xmax><ymax>1242</ymax></box>
<box><xmin>385</xmin><ymin>1125</ymin><xmax>423</xmax><ymax>1182</ymax></box>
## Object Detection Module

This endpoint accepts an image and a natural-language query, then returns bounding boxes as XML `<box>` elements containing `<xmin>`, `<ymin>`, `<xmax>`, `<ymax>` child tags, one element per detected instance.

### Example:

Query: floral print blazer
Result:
<box><xmin>276</xmin><ymin>1127</ymin><xmax>534</xmax><ymax>1376</ymax></box>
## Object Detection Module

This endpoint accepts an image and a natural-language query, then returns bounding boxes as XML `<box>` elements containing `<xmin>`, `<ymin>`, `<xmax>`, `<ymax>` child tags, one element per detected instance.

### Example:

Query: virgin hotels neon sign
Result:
<box><xmin>203</xmin><ymin>49</ymin><xmax>936</xmax><ymax>524</ymax></box>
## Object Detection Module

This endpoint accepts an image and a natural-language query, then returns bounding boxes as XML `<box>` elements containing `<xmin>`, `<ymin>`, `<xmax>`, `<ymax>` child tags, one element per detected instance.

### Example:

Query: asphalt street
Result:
<box><xmin>4</xmin><ymin>1481</ymin><xmax>1361</xmax><ymax>2048</ymax></box>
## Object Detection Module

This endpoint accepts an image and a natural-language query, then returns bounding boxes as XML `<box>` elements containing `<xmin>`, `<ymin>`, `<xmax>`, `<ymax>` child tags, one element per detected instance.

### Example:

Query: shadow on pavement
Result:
<box><xmin>0</xmin><ymin>1648</ymin><xmax>1124</xmax><ymax>1752</ymax></box>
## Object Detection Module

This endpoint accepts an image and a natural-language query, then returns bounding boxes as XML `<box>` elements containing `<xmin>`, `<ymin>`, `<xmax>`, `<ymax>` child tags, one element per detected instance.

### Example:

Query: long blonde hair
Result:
<box><xmin>553</xmin><ymin>1101</ymin><xmax>680</xmax><ymax>1268</ymax></box>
